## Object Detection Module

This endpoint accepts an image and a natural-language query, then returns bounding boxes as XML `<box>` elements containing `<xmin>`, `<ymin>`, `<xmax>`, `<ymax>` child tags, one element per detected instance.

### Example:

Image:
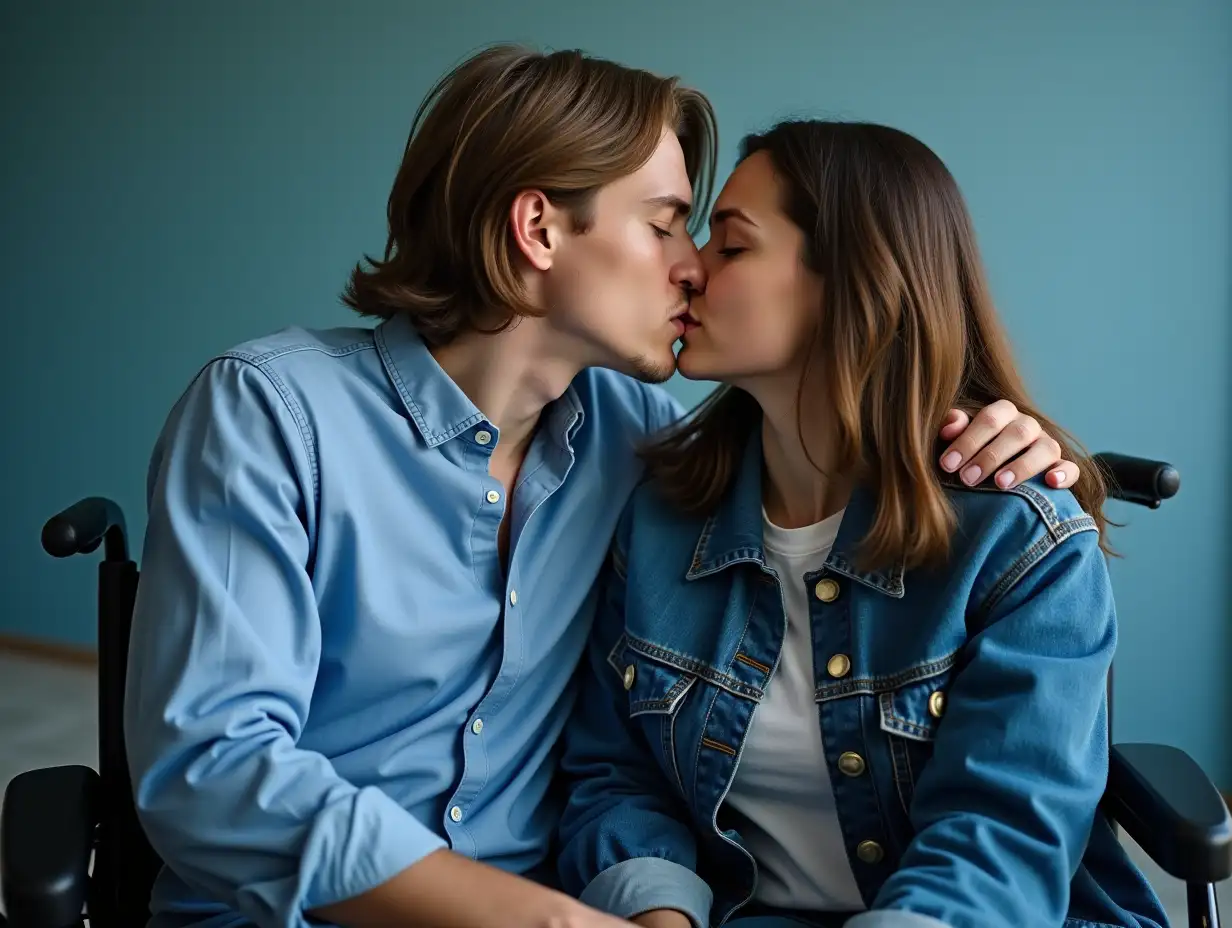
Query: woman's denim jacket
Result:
<box><xmin>555</xmin><ymin>435</ymin><xmax>1170</xmax><ymax>928</ymax></box>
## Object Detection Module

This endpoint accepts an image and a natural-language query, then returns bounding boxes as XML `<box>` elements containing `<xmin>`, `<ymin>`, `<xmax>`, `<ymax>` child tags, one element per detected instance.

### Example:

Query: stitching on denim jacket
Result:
<box><xmin>954</xmin><ymin>480</ymin><xmax>1062</xmax><ymax>534</ymax></box>
<box><xmin>625</xmin><ymin>634</ymin><xmax>763</xmax><ymax>700</ymax></box>
<box><xmin>606</xmin><ymin>633</ymin><xmax>629</xmax><ymax>678</ymax></box>
<box><xmin>666</xmin><ymin>705</ymin><xmax>686</xmax><ymax>795</ymax></box>
<box><xmin>815</xmin><ymin>649</ymin><xmax>959</xmax><ymax>702</ymax></box>
<box><xmin>630</xmin><ymin>675</ymin><xmax>696</xmax><ymax>716</ymax></box>
<box><xmin>725</xmin><ymin>577</ymin><xmax>767</xmax><ymax>686</ymax></box>
<box><xmin>878</xmin><ymin>687</ymin><xmax>942</xmax><ymax>741</ymax></box>
<box><xmin>692</xmin><ymin>684</ymin><xmax>722</xmax><ymax>800</ymax></box>
<box><xmin>889</xmin><ymin>734</ymin><xmax>916</xmax><ymax>816</ymax></box>
<box><xmin>734</xmin><ymin>653</ymin><xmax>772</xmax><ymax>674</ymax></box>
<box><xmin>901</xmin><ymin>734</ymin><xmax>916</xmax><ymax>790</ymax></box>
<box><xmin>977</xmin><ymin>514</ymin><xmax>1098</xmax><ymax>620</ymax></box>
<box><xmin>688</xmin><ymin>515</ymin><xmax>719</xmax><ymax>573</ymax></box>
<box><xmin>701</xmin><ymin>736</ymin><xmax>737</xmax><ymax>756</ymax></box>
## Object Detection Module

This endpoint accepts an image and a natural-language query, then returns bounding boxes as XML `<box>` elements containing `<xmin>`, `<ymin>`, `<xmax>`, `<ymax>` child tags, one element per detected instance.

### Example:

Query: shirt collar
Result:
<box><xmin>374</xmin><ymin>315</ymin><xmax>583</xmax><ymax>450</ymax></box>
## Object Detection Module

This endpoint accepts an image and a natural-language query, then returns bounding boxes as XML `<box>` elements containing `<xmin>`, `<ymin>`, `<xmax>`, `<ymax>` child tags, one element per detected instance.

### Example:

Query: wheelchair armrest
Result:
<box><xmin>1</xmin><ymin>765</ymin><xmax>99</xmax><ymax>928</ymax></box>
<box><xmin>1103</xmin><ymin>743</ymin><xmax>1232</xmax><ymax>884</ymax></box>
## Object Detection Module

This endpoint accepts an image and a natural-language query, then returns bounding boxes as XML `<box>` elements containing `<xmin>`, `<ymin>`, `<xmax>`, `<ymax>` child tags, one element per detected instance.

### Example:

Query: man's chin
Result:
<box><xmin>630</xmin><ymin>358</ymin><xmax>677</xmax><ymax>384</ymax></box>
<box><xmin>616</xmin><ymin>347</ymin><xmax>676</xmax><ymax>384</ymax></box>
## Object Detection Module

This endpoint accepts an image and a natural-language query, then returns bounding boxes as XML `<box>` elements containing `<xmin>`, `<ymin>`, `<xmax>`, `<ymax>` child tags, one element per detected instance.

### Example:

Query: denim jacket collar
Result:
<box><xmin>686</xmin><ymin>430</ymin><xmax>906</xmax><ymax>598</ymax></box>
<box><xmin>374</xmin><ymin>314</ymin><xmax>583</xmax><ymax>450</ymax></box>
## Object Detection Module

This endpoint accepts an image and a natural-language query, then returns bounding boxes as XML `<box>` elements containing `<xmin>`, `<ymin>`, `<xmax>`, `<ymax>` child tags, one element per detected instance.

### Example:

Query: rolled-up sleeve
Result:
<box><xmin>579</xmin><ymin>858</ymin><xmax>712</xmax><ymax>927</ymax></box>
<box><xmin>123</xmin><ymin>356</ymin><xmax>446</xmax><ymax>928</ymax></box>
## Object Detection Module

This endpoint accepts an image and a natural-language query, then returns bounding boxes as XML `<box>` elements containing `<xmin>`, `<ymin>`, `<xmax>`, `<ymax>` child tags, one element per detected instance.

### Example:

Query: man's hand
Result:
<box><xmin>310</xmin><ymin>848</ymin><xmax>633</xmax><ymax>928</ymax></box>
<box><xmin>632</xmin><ymin>910</ymin><xmax>694</xmax><ymax>928</ymax></box>
<box><xmin>938</xmin><ymin>400</ymin><xmax>1079</xmax><ymax>491</ymax></box>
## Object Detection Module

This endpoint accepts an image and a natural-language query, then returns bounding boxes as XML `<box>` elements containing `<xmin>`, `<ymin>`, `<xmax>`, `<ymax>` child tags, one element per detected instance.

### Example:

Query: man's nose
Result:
<box><xmin>672</xmin><ymin>246</ymin><xmax>707</xmax><ymax>294</ymax></box>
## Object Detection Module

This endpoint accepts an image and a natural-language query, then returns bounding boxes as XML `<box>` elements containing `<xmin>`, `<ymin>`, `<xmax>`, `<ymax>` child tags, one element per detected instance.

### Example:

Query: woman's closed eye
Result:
<box><xmin>652</xmin><ymin>225</ymin><xmax>673</xmax><ymax>239</ymax></box>
<box><xmin>718</xmin><ymin>246</ymin><xmax>746</xmax><ymax>257</ymax></box>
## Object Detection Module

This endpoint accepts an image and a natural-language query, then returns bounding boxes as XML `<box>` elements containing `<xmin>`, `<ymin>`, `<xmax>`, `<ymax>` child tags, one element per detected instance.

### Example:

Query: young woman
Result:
<box><xmin>554</xmin><ymin>120</ymin><xmax>1169</xmax><ymax>928</ymax></box>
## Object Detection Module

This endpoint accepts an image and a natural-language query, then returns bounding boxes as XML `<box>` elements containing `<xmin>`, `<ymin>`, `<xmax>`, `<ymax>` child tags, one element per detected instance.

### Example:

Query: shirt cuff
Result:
<box><xmin>299</xmin><ymin>784</ymin><xmax>449</xmax><ymax>914</ymax></box>
<box><xmin>579</xmin><ymin>857</ymin><xmax>713</xmax><ymax>927</ymax></box>
<box><xmin>845</xmin><ymin>910</ymin><xmax>953</xmax><ymax>928</ymax></box>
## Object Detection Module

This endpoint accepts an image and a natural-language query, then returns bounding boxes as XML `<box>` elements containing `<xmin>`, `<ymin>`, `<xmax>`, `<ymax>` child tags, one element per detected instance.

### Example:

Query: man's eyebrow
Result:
<box><xmin>710</xmin><ymin>207</ymin><xmax>757</xmax><ymax>227</ymax></box>
<box><xmin>644</xmin><ymin>195</ymin><xmax>692</xmax><ymax>217</ymax></box>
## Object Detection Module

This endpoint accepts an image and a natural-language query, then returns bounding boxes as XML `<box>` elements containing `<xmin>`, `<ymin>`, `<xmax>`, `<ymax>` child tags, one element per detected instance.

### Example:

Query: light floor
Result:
<box><xmin>0</xmin><ymin>651</ymin><xmax>1226</xmax><ymax>924</ymax></box>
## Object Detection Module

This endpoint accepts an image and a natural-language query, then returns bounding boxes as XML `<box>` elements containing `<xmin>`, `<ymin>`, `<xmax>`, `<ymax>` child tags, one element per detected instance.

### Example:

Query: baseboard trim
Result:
<box><xmin>0</xmin><ymin>632</ymin><xmax>97</xmax><ymax>666</ymax></box>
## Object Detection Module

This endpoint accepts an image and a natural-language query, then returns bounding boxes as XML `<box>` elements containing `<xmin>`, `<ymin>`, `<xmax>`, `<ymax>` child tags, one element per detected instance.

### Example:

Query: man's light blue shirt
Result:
<box><xmin>123</xmin><ymin>314</ymin><xmax>684</xmax><ymax>928</ymax></box>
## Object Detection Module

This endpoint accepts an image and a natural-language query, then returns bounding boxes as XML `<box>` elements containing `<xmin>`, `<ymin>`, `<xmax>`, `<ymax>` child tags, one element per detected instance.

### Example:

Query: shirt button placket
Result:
<box><xmin>452</xmin><ymin>421</ymin><xmax>501</xmax><ymax>852</ymax></box>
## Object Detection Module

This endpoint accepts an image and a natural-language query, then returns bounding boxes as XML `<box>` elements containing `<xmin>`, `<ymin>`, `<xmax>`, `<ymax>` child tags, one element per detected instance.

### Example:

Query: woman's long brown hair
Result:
<box><xmin>642</xmin><ymin>120</ymin><xmax>1107</xmax><ymax>571</ymax></box>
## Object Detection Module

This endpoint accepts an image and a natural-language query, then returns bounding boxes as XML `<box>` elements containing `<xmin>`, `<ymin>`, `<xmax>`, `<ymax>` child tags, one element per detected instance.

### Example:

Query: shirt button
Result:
<box><xmin>449</xmin><ymin>805</ymin><xmax>463</xmax><ymax>823</ymax></box>
<box><xmin>471</xmin><ymin>718</ymin><xmax>484</xmax><ymax>735</ymax></box>
<box><xmin>475</xmin><ymin>430</ymin><xmax>492</xmax><ymax>445</ymax></box>
<box><xmin>814</xmin><ymin>578</ymin><xmax>840</xmax><ymax>602</ymax></box>
<box><xmin>623</xmin><ymin>664</ymin><xmax>636</xmax><ymax>690</ymax></box>
<box><xmin>486</xmin><ymin>489</ymin><xmax>501</xmax><ymax>504</ymax></box>
<box><xmin>826</xmin><ymin>653</ymin><xmax>852</xmax><ymax>678</ymax></box>
<box><xmin>509</xmin><ymin>589</ymin><xmax>518</xmax><ymax>606</ymax></box>
<box><xmin>856</xmin><ymin>840</ymin><xmax>884</xmax><ymax>864</ymax></box>
<box><xmin>837</xmin><ymin>751</ymin><xmax>866</xmax><ymax>777</ymax></box>
<box><xmin>928</xmin><ymin>691</ymin><xmax>946</xmax><ymax>718</ymax></box>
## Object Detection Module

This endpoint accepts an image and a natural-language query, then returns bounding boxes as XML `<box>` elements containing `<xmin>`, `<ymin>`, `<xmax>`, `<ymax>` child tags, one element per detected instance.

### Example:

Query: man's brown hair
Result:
<box><xmin>342</xmin><ymin>44</ymin><xmax>718</xmax><ymax>345</ymax></box>
<box><xmin>642</xmin><ymin>120</ymin><xmax>1108</xmax><ymax>569</ymax></box>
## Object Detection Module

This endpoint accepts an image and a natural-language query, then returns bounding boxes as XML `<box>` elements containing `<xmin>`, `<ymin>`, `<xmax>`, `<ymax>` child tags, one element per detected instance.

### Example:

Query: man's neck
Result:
<box><xmin>430</xmin><ymin>319</ymin><xmax>582</xmax><ymax>457</ymax></box>
<box><xmin>754</xmin><ymin>378</ymin><xmax>851</xmax><ymax>530</ymax></box>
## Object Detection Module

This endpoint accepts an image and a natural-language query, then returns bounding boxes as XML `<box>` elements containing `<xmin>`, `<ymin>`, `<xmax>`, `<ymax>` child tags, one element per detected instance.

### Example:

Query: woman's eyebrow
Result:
<box><xmin>710</xmin><ymin>207</ymin><xmax>757</xmax><ymax>228</ymax></box>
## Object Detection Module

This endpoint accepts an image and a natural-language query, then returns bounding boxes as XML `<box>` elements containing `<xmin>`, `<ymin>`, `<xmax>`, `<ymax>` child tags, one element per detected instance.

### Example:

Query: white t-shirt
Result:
<box><xmin>724</xmin><ymin>507</ymin><xmax>865</xmax><ymax>912</ymax></box>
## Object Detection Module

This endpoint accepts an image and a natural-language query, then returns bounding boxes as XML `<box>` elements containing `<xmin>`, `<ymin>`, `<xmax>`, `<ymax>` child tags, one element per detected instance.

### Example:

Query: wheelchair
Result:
<box><xmin>1</xmin><ymin>453</ymin><xmax>1229</xmax><ymax>928</ymax></box>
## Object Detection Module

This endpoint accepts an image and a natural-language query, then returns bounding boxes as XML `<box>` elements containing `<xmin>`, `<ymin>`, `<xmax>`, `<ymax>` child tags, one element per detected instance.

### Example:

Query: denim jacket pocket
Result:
<box><xmin>607</xmin><ymin>634</ymin><xmax>698</xmax><ymax>795</ymax></box>
<box><xmin>877</xmin><ymin>654</ymin><xmax>957</xmax><ymax>817</ymax></box>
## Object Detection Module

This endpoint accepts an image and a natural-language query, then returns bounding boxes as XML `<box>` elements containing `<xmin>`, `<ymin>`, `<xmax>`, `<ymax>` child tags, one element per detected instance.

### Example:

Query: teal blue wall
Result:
<box><xmin>2</xmin><ymin>3</ymin><xmax>1229</xmax><ymax>785</ymax></box>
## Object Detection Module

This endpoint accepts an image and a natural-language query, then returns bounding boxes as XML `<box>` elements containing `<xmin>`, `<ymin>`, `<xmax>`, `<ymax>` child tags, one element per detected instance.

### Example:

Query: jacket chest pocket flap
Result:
<box><xmin>607</xmin><ymin>634</ymin><xmax>698</xmax><ymax>718</ymax></box>
<box><xmin>877</xmin><ymin>652</ymin><xmax>958</xmax><ymax>743</ymax></box>
<box><xmin>876</xmin><ymin>652</ymin><xmax>959</xmax><ymax>816</ymax></box>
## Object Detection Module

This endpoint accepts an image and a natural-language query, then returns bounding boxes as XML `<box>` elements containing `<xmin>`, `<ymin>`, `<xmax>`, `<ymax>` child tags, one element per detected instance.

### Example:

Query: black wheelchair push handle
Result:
<box><xmin>1093</xmin><ymin>453</ymin><xmax>1180</xmax><ymax>509</ymax></box>
<box><xmin>41</xmin><ymin>496</ymin><xmax>129</xmax><ymax>562</ymax></box>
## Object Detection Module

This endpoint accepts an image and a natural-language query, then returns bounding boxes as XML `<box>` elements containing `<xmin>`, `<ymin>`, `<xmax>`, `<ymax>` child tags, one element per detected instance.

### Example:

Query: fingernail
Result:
<box><xmin>1049</xmin><ymin>469</ymin><xmax>1066</xmax><ymax>485</ymax></box>
<box><xmin>962</xmin><ymin>464</ymin><xmax>982</xmax><ymax>485</ymax></box>
<box><xmin>996</xmin><ymin>471</ymin><xmax>1014</xmax><ymax>488</ymax></box>
<box><xmin>941</xmin><ymin>451</ymin><xmax>961</xmax><ymax>472</ymax></box>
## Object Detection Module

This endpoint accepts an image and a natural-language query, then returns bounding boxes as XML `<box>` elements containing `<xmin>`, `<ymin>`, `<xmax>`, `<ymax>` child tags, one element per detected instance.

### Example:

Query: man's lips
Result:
<box><xmin>670</xmin><ymin>307</ymin><xmax>700</xmax><ymax>336</ymax></box>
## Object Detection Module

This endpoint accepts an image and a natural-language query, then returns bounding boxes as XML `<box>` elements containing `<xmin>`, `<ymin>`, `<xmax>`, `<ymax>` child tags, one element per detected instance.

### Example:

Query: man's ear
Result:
<box><xmin>510</xmin><ymin>189</ymin><xmax>568</xmax><ymax>271</ymax></box>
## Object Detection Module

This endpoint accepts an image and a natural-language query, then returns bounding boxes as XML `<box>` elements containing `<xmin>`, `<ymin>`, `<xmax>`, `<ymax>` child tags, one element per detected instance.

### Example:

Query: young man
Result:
<box><xmin>124</xmin><ymin>45</ymin><xmax>1082</xmax><ymax>928</ymax></box>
